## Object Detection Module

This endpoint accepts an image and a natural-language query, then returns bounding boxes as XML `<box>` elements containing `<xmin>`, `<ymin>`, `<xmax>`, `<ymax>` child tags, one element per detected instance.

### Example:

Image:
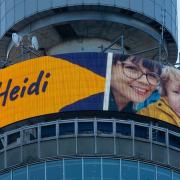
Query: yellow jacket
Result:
<box><xmin>138</xmin><ymin>97</ymin><xmax>180</xmax><ymax>127</ymax></box>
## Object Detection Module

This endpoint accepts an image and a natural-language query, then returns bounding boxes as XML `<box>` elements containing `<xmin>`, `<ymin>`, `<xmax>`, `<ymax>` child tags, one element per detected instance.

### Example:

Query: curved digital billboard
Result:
<box><xmin>0</xmin><ymin>52</ymin><xmax>179</xmax><ymax>127</ymax></box>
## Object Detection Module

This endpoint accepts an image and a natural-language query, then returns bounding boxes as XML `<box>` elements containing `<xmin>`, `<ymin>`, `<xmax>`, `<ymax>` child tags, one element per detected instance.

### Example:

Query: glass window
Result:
<box><xmin>169</xmin><ymin>133</ymin><xmax>180</xmax><ymax>149</ymax></box>
<box><xmin>139</xmin><ymin>163</ymin><xmax>156</xmax><ymax>180</ymax></box>
<box><xmin>157</xmin><ymin>167</ymin><xmax>171</xmax><ymax>180</ymax></box>
<box><xmin>0</xmin><ymin>172</ymin><xmax>11</xmax><ymax>180</ymax></box>
<box><xmin>23</xmin><ymin>128</ymin><xmax>38</xmax><ymax>143</ymax></box>
<box><xmin>0</xmin><ymin>137</ymin><xmax>4</xmax><ymax>150</ymax></box>
<box><xmin>135</xmin><ymin>125</ymin><xmax>149</xmax><ymax>139</ymax></box>
<box><xmin>28</xmin><ymin>163</ymin><xmax>45</xmax><ymax>180</ymax></box>
<box><xmin>116</xmin><ymin>123</ymin><xmax>131</xmax><ymax>136</ymax></box>
<box><xmin>152</xmin><ymin>129</ymin><xmax>166</xmax><ymax>144</ymax></box>
<box><xmin>7</xmin><ymin>131</ymin><xmax>20</xmax><ymax>146</ymax></box>
<box><xmin>46</xmin><ymin>161</ymin><xmax>63</xmax><ymax>180</ymax></box>
<box><xmin>13</xmin><ymin>167</ymin><xmax>27</xmax><ymax>180</ymax></box>
<box><xmin>102</xmin><ymin>159</ymin><xmax>120</xmax><ymax>180</ymax></box>
<box><xmin>78</xmin><ymin>122</ymin><xmax>94</xmax><ymax>134</ymax></box>
<box><xmin>84</xmin><ymin>159</ymin><xmax>101</xmax><ymax>180</ymax></box>
<box><xmin>65</xmin><ymin>159</ymin><xmax>82</xmax><ymax>179</ymax></box>
<box><xmin>59</xmin><ymin>123</ymin><xmax>74</xmax><ymax>136</ymax></box>
<box><xmin>122</xmin><ymin>160</ymin><xmax>138</xmax><ymax>180</ymax></box>
<box><xmin>41</xmin><ymin>125</ymin><xmax>56</xmax><ymax>138</ymax></box>
<box><xmin>173</xmin><ymin>172</ymin><xmax>180</xmax><ymax>180</ymax></box>
<box><xmin>97</xmin><ymin>122</ymin><xmax>113</xmax><ymax>134</ymax></box>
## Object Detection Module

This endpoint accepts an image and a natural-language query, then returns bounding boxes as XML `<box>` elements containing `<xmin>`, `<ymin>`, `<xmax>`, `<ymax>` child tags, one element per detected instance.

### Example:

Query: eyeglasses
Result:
<box><xmin>121</xmin><ymin>62</ymin><xmax>160</xmax><ymax>86</ymax></box>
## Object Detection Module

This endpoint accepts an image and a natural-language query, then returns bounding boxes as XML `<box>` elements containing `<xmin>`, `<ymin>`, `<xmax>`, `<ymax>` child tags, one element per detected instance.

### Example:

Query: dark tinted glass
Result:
<box><xmin>41</xmin><ymin>125</ymin><xmax>56</xmax><ymax>138</ymax></box>
<box><xmin>152</xmin><ymin>129</ymin><xmax>166</xmax><ymax>144</ymax></box>
<box><xmin>7</xmin><ymin>132</ymin><xmax>20</xmax><ymax>145</ymax></box>
<box><xmin>59</xmin><ymin>123</ymin><xmax>75</xmax><ymax>135</ymax></box>
<box><xmin>0</xmin><ymin>138</ymin><xmax>4</xmax><ymax>150</ymax></box>
<box><xmin>78</xmin><ymin>122</ymin><xmax>94</xmax><ymax>134</ymax></box>
<box><xmin>135</xmin><ymin>125</ymin><xmax>149</xmax><ymax>139</ymax></box>
<box><xmin>116</xmin><ymin>123</ymin><xmax>131</xmax><ymax>136</ymax></box>
<box><xmin>169</xmin><ymin>133</ymin><xmax>180</xmax><ymax>149</ymax></box>
<box><xmin>97</xmin><ymin>122</ymin><xmax>113</xmax><ymax>134</ymax></box>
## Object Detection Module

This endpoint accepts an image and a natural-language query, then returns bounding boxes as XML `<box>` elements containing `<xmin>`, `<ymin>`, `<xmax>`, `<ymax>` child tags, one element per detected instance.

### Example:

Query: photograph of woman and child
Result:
<box><xmin>109</xmin><ymin>54</ymin><xmax>180</xmax><ymax>127</ymax></box>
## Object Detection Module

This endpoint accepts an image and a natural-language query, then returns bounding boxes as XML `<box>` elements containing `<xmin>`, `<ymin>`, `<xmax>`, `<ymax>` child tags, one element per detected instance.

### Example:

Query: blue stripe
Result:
<box><xmin>53</xmin><ymin>52</ymin><xmax>107</xmax><ymax>77</ymax></box>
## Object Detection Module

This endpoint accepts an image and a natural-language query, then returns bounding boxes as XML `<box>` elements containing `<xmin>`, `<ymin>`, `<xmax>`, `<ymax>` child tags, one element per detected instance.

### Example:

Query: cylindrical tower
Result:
<box><xmin>0</xmin><ymin>0</ymin><xmax>179</xmax><ymax>180</ymax></box>
<box><xmin>0</xmin><ymin>0</ymin><xmax>178</xmax><ymax>64</ymax></box>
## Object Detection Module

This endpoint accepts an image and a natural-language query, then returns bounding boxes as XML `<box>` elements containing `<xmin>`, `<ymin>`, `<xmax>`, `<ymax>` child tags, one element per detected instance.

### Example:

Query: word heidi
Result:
<box><xmin>0</xmin><ymin>70</ymin><xmax>51</xmax><ymax>106</ymax></box>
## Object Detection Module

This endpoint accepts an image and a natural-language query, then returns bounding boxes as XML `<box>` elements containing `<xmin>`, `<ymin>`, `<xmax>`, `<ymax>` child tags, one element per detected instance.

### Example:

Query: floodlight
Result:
<box><xmin>31</xmin><ymin>36</ymin><xmax>39</xmax><ymax>50</ymax></box>
<box><xmin>12</xmin><ymin>33</ymin><xmax>22</xmax><ymax>47</ymax></box>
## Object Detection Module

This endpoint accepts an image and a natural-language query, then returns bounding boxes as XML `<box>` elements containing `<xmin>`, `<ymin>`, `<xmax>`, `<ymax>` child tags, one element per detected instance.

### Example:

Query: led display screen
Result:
<box><xmin>0</xmin><ymin>52</ymin><xmax>179</xmax><ymax>127</ymax></box>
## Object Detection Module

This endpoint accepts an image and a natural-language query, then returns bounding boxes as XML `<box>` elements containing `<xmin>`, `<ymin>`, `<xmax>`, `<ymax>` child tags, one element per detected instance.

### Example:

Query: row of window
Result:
<box><xmin>0</xmin><ymin>119</ymin><xmax>180</xmax><ymax>150</ymax></box>
<box><xmin>0</xmin><ymin>158</ymin><xmax>179</xmax><ymax>180</ymax></box>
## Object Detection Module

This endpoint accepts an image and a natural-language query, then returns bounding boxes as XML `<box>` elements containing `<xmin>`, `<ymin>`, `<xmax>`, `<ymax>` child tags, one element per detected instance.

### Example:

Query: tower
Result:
<box><xmin>0</xmin><ymin>0</ymin><xmax>179</xmax><ymax>179</ymax></box>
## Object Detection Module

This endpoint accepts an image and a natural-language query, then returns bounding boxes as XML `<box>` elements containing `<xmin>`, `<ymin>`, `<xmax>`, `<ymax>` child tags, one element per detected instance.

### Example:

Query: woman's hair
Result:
<box><xmin>160</xmin><ymin>66</ymin><xmax>180</xmax><ymax>96</ymax></box>
<box><xmin>113</xmin><ymin>54</ymin><xmax>162</xmax><ymax>75</ymax></box>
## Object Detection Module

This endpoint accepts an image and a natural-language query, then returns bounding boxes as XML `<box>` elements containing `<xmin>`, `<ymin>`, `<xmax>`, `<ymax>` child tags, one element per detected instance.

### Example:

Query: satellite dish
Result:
<box><xmin>12</xmin><ymin>33</ymin><xmax>22</xmax><ymax>47</ymax></box>
<box><xmin>31</xmin><ymin>36</ymin><xmax>39</xmax><ymax>50</ymax></box>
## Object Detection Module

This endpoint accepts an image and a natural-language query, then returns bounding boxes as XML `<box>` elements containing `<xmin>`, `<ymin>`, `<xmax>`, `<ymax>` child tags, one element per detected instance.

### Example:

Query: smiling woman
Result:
<box><xmin>109</xmin><ymin>54</ymin><xmax>162</xmax><ymax>112</ymax></box>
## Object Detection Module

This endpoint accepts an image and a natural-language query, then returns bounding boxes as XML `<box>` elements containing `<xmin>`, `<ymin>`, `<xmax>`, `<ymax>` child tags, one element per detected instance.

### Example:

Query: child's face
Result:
<box><xmin>166</xmin><ymin>80</ymin><xmax>180</xmax><ymax>117</ymax></box>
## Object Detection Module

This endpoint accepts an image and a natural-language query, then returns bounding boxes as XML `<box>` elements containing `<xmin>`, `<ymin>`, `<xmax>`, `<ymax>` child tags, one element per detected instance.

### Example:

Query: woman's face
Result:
<box><xmin>111</xmin><ymin>58</ymin><xmax>157</xmax><ymax>103</ymax></box>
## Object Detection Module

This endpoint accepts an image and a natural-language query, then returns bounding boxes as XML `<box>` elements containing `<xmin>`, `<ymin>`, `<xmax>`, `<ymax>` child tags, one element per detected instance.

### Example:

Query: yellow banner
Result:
<box><xmin>0</xmin><ymin>56</ymin><xmax>105</xmax><ymax>127</ymax></box>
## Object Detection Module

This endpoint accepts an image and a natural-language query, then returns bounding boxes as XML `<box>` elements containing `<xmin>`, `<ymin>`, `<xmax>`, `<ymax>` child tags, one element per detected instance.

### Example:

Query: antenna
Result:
<box><xmin>12</xmin><ymin>33</ymin><xmax>22</xmax><ymax>47</ymax></box>
<box><xmin>31</xmin><ymin>36</ymin><xmax>39</xmax><ymax>50</ymax></box>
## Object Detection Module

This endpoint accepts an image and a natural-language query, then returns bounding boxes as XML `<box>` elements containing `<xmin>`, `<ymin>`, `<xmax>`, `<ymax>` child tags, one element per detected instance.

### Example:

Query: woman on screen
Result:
<box><xmin>139</xmin><ymin>66</ymin><xmax>180</xmax><ymax>127</ymax></box>
<box><xmin>109</xmin><ymin>54</ymin><xmax>162</xmax><ymax>113</ymax></box>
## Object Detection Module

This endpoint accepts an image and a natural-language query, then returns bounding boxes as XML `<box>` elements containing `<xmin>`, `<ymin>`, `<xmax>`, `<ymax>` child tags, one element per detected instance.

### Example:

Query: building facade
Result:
<box><xmin>0</xmin><ymin>0</ymin><xmax>179</xmax><ymax>180</ymax></box>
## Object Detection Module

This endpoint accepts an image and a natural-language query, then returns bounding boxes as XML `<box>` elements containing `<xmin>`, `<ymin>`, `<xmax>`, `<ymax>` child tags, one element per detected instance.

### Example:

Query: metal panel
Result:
<box><xmin>155</xmin><ymin>4</ymin><xmax>162</xmax><ymax>23</ymax></box>
<box><xmin>172</xmin><ymin>4</ymin><xmax>176</xmax><ymax>21</ymax></box>
<box><xmin>68</xmin><ymin>0</ymin><xmax>83</xmax><ymax>6</ymax></box>
<box><xmin>25</xmin><ymin>0</ymin><xmax>37</xmax><ymax>17</ymax></box>
<box><xmin>169</xmin><ymin>149</ymin><xmax>180</xmax><ymax>169</ymax></box>
<box><xmin>6</xmin><ymin>8</ymin><xmax>14</xmax><ymax>30</ymax></box>
<box><xmin>5</xmin><ymin>0</ymin><xmax>14</xmax><ymax>12</ymax></box>
<box><xmin>116</xmin><ymin>138</ymin><xmax>133</xmax><ymax>156</ymax></box>
<box><xmin>0</xmin><ymin>152</ymin><xmax>5</xmax><ymax>170</ymax></box>
<box><xmin>40</xmin><ymin>140</ymin><xmax>57</xmax><ymax>158</ymax></box>
<box><xmin>115</xmin><ymin>0</ymin><xmax>129</xmax><ymax>8</ymax></box>
<box><xmin>172</xmin><ymin>0</ymin><xmax>177</xmax><ymax>7</ymax></box>
<box><xmin>172</xmin><ymin>19</ymin><xmax>176</xmax><ymax>39</ymax></box>
<box><xmin>165</xmin><ymin>0</ymin><xmax>172</xmax><ymax>15</ymax></box>
<box><xmin>1</xmin><ymin>17</ymin><xmax>6</xmax><ymax>36</ymax></box>
<box><xmin>0</xmin><ymin>0</ymin><xmax>5</xmax><ymax>18</ymax></box>
<box><xmin>134</xmin><ymin>140</ymin><xmax>151</xmax><ymax>160</ymax></box>
<box><xmin>152</xmin><ymin>144</ymin><xmax>168</xmax><ymax>164</ymax></box>
<box><xmin>15</xmin><ymin>0</ymin><xmax>25</xmax><ymax>22</ymax></box>
<box><xmin>38</xmin><ymin>0</ymin><xmax>52</xmax><ymax>11</ymax></box>
<box><xmin>58</xmin><ymin>137</ymin><xmax>76</xmax><ymax>155</ymax></box>
<box><xmin>130</xmin><ymin>0</ymin><xmax>143</xmax><ymax>12</ymax></box>
<box><xmin>99</xmin><ymin>0</ymin><xmax>114</xmax><ymax>6</ymax></box>
<box><xmin>143</xmin><ymin>0</ymin><xmax>154</xmax><ymax>17</ymax></box>
<box><xmin>22</xmin><ymin>143</ymin><xmax>38</xmax><ymax>163</ymax></box>
<box><xmin>156</xmin><ymin>0</ymin><xmax>164</xmax><ymax>6</ymax></box>
<box><xmin>52</xmin><ymin>0</ymin><xmax>67</xmax><ymax>7</ymax></box>
<box><xmin>96</xmin><ymin>137</ymin><xmax>114</xmax><ymax>154</ymax></box>
<box><xmin>77</xmin><ymin>137</ymin><xmax>95</xmax><ymax>154</ymax></box>
<box><xmin>0</xmin><ymin>0</ymin><xmax>177</xmax><ymax>44</ymax></box>
<box><xmin>84</xmin><ymin>0</ymin><xmax>98</xmax><ymax>5</ymax></box>
<box><xmin>165</xmin><ymin>12</ymin><xmax>172</xmax><ymax>32</ymax></box>
<box><xmin>6</xmin><ymin>147</ymin><xmax>21</xmax><ymax>167</ymax></box>
<box><xmin>0</xmin><ymin>1</ymin><xmax>5</xmax><ymax>36</ymax></box>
